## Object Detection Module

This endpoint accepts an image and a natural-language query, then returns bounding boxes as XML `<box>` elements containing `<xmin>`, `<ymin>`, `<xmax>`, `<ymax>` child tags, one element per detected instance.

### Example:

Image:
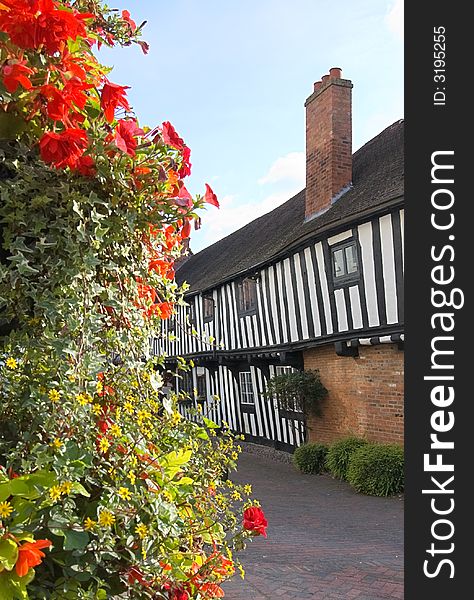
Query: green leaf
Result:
<box><xmin>0</xmin><ymin>539</ymin><xmax>19</xmax><ymax>571</ymax></box>
<box><xmin>203</xmin><ymin>417</ymin><xmax>219</xmax><ymax>429</ymax></box>
<box><xmin>70</xmin><ymin>483</ymin><xmax>90</xmax><ymax>498</ymax></box>
<box><xmin>63</xmin><ymin>530</ymin><xmax>89</xmax><ymax>552</ymax></box>
<box><xmin>10</xmin><ymin>499</ymin><xmax>35</xmax><ymax>527</ymax></box>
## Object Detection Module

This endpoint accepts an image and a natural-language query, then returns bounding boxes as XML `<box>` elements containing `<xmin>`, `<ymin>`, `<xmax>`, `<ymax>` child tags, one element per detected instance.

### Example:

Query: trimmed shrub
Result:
<box><xmin>293</xmin><ymin>443</ymin><xmax>329</xmax><ymax>474</ymax></box>
<box><xmin>325</xmin><ymin>436</ymin><xmax>368</xmax><ymax>479</ymax></box>
<box><xmin>347</xmin><ymin>443</ymin><xmax>404</xmax><ymax>496</ymax></box>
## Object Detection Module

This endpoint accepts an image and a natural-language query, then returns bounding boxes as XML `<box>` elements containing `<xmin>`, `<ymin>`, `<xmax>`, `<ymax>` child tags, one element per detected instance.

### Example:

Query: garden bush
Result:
<box><xmin>347</xmin><ymin>443</ymin><xmax>404</xmax><ymax>497</ymax></box>
<box><xmin>0</xmin><ymin>2</ymin><xmax>265</xmax><ymax>598</ymax></box>
<box><xmin>325</xmin><ymin>436</ymin><xmax>368</xmax><ymax>480</ymax></box>
<box><xmin>293</xmin><ymin>443</ymin><xmax>328</xmax><ymax>474</ymax></box>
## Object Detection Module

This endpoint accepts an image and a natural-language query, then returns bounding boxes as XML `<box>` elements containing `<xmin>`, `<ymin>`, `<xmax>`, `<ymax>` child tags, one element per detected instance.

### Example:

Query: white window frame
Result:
<box><xmin>239</xmin><ymin>371</ymin><xmax>255</xmax><ymax>405</ymax></box>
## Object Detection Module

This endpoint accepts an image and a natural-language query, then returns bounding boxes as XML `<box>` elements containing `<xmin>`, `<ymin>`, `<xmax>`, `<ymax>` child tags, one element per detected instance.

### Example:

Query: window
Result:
<box><xmin>196</xmin><ymin>373</ymin><xmax>207</xmax><ymax>402</ymax></box>
<box><xmin>188</xmin><ymin>301</ymin><xmax>196</xmax><ymax>325</ymax></box>
<box><xmin>274</xmin><ymin>366</ymin><xmax>302</xmax><ymax>412</ymax></box>
<box><xmin>276</xmin><ymin>366</ymin><xmax>296</xmax><ymax>376</ymax></box>
<box><xmin>237</xmin><ymin>277</ymin><xmax>257</xmax><ymax>315</ymax></box>
<box><xmin>203</xmin><ymin>296</ymin><xmax>214</xmax><ymax>322</ymax></box>
<box><xmin>331</xmin><ymin>240</ymin><xmax>360</xmax><ymax>284</ymax></box>
<box><xmin>239</xmin><ymin>371</ymin><xmax>255</xmax><ymax>405</ymax></box>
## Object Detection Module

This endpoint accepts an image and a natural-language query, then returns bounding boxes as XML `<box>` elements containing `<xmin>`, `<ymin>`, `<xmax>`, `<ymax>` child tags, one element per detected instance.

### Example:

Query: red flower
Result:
<box><xmin>100</xmin><ymin>81</ymin><xmax>130</xmax><ymax>123</ymax></box>
<box><xmin>15</xmin><ymin>539</ymin><xmax>52</xmax><ymax>577</ymax></box>
<box><xmin>161</xmin><ymin>121</ymin><xmax>185</xmax><ymax>150</ymax></box>
<box><xmin>157</xmin><ymin>302</ymin><xmax>173</xmax><ymax>320</ymax></box>
<box><xmin>0</xmin><ymin>0</ymin><xmax>91</xmax><ymax>54</ymax></box>
<box><xmin>121</xmin><ymin>9</ymin><xmax>136</xmax><ymax>33</ymax></box>
<box><xmin>178</xmin><ymin>145</ymin><xmax>192</xmax><ymax>178</ymax></box>
<box><xmin>114</xmin><ymin>119</ymin><xmax>144</xmax><ymax>157</ymax></box>
<box><xmin>204</xmin><ymin>183</ymin><xmax>219</xmax><ymax>208</ymax></box>
<box><xmin>74</xmin><ymin>155</ymin><xmax>96</xmax><ymax>177</ymax></box>
<box><xmin>39</xmin><ymin>128</ymin><xmax>88</xmax><ymax>169</ymax></box>
<box><xmin>1</xmin><ymin>60</ymin><xmax>34</xmax><ymax>93</ymax></box>
<box><xmin>181</xmin><ymin>219</ymin><xmax>191</xmax><ymax>239</ymax></box>
<box><xmin>38</xmin><ymin>4</ymin><xmax>91</xmax><ymax>55</ymax></box>
<box><xmin>243</xmin><ymin>506</ymin><xmax>268</xmax><ymax>537</ymax></box>
<box><xmin>127</xmin><ymin>566</ymin><xmax>150</xmax><ymax>587</ymax></box>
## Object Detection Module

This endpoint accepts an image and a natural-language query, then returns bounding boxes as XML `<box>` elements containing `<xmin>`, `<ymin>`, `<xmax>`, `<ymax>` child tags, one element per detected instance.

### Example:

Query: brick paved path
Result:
<box><xmin>223</xmin><ymin>451</ymin><xmax>403</xmax><ymax>599</ymax></box>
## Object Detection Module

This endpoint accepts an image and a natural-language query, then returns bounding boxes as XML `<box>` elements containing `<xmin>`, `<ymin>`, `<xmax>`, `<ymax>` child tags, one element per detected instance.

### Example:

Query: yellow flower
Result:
<box><xmin>135</xmin><ymin>523</ymin><xmax>148</xmax><ymax>539</ymax></box>
<box><xmin>0</xmin><ymin>501</ymin><xmax>13</xmax><ymax>518</ymax></box>
<box><xmin>50</xmin><ymin>438</ymin><xmax>63</xmax><ymax>450</ymax></box>
<box><xmin>98</xmin><ymin>437</ymin><xmax>110</xmax><ymax>453</ymax></box>
<box><xmin>127</xmin><ymin>471</ymin><xmax>136</xmax><ymax>485</ymax></box>
<box><xmin>5</xmin><ymin>357</ymin><xmax>17</xmax><ymax>370</ymax></box>
<box><xmin>115</xmin><ymin>407</ymin><xmax>121</xmax><ymax>420</ymax></box>
<box><xmin>170</xmin><ymin>411</ymin><xmax>182</xmax><ymax>425</ymax></box>
<box><xmin>124</xmin><ymin>401</ymin><xmax>134</xmax><ymax>415</ymax></box>
<box><xmin>110</xmin><ymin>424</ymin><xmax>122</xmax><ymax>438</ymax></box>
<box><xmin>98</xmin><ymin>510</ymin><xmax>115</xmax><ymax>527</ymax></box>
<box><xmin>48</xmin><ymin>389</ymin><xmax>61</xmax><ymax>403</ymax></box>
<box><xmin>118</xmin><ymin>487</ymin><xmax>132</xmax><ymax>501</ymax></box>
<box><xmin>84</xmin><ymin>517</ymin><xmax>96</xmax><ymax>531</ymax></box>
<box><xmin>231</xmin><ymin>490</ymin><xmax>242</xmax><ymax>501</ymax></box>
<box><xmin>60</xmin><ymin>481</ymin><xmax>73</xmax><ymax>496</ymax></box>
<box><xmin>92</xmin><ymin>403</ymin><xmax>102</xmax><ymax>416</ymax></box>
<box><xmin>96</xmin><ymin>381</ymin><xmax>104</xmax><ymax>394</ymax></box>
<box><xmin>244</xmin><ymin>484</ymin><xmax>252</xmax><ymax>495</ymax></box>
<box><xmin>76</xmin><ymin>392</ymin><xmax>92</xmax><ymax>406</ymax></box>
<box><xmin>49</xmin><ymin>485</ymin><xmax>62</xmax><ymax>502</ymax></box>
<box><xmin>231</xmin><ymin>452</ymin><xmax>238</xmax><ymax>460</ymax></box>
<box><xmin>141</xmin><ymin>547</ymin><xmax>147</xmax><ymax>559</ymax></box>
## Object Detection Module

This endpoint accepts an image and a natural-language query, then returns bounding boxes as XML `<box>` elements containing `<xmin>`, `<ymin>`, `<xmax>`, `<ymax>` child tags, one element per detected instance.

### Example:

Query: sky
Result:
<box><xmin>99</xmin><ymin>0</ymin><xmax>404</xmax><ymax>252</ymax></box>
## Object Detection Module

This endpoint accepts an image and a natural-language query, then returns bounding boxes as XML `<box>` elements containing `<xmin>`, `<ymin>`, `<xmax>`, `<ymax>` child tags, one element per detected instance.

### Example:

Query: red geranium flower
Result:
<box><xmin>1</xmin><ymin>59</ymin><xmax>34</xmax><ymax>93</ymax></box>
<box><xmin>204</xmin><ymin>183</ymin><xmax>219</xmax><ymax>208</ymax></box>
<box><xmin>39</xmin><ymin>128</ymin><xmax>88</xmax><ymax>169</ymax></box>
<box><xmin>0</xmin><ymin>0</ymin><xmax>91</xmax><ymax>54</ymax></box>
<box><xmin>157</xmin><ymin>301</ymin><xmax>173</xmax><ymax>320</ymax></box>
<box><xmin>243</xmin><ymin>506</ymin><xmax>268</xmax><ymax>537</ymax></box>
<box><xmin>161</xmin><ymin>121</ymin><xmax>185</xmax><ymax>150</ymax></box>
<box><xmin>100</xmin><ymin>81</ymin><xmax>131</xmax><ymax>123</ymax></box>
<box><xmin>114</xmin><ymin>119</ymin><xmax>144</xmax><ymax>157</ymax></box>
<box><xmin>15</xmin><ymin>539</ymin><xmax>52</xmax><ymax>577</ymax></box>
<box><xmin>121</xmin><ymin>9</ymin><xmax>136</xmax><ymax>33</ymax></box>
<box><xmin>74</xmin><ymin>155</ymin><xmax>96</xmax><ymax>177</ymax></box>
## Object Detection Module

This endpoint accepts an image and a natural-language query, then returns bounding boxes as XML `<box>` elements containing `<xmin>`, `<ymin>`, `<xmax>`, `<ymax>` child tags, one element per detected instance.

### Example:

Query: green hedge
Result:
<box><xmin>293</xmin><ymin>443</ymin><xmax>329</xmax><ymax>474</ymax></box>
<box><xmin>325</xmin><ymin>436</ymin><xmax>368</xmax><ymax>480</ymax></box>
<box><xmin>347</xmin><ymin>443</ymin><xmax>404</xmax><ymax>496</ymax></box>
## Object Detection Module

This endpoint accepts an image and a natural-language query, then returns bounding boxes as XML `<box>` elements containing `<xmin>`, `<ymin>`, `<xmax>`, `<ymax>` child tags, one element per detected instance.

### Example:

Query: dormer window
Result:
<box><xmin>237</xmin><ymin>277</ymin><xmax>257</xmax><ymax>316</ymax></box>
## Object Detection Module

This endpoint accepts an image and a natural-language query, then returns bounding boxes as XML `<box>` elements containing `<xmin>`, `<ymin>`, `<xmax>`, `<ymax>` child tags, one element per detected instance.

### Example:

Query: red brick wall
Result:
<box><xmin>304</xmin><ymin>343</ymin><xmax>404</xmax><ymax>444</ymax></box>
<box><xmin>305</xmin><ymin>70</ymin><xmax>353</xmax><ymax>219</ymax></box>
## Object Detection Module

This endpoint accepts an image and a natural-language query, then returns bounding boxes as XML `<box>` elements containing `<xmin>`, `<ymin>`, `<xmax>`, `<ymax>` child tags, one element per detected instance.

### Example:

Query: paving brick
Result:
<box><xmin>223</xmin><ymin>451</ymin><xmax>403</xmax><ymax>599</ymax></box>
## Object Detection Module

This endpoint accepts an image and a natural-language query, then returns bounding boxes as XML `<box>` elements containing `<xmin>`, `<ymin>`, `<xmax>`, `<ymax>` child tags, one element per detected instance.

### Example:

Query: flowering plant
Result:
<box><xmin>0</xmin><ymin>1</ymin><xmax>266</xmax><ymax>598</ymax></box>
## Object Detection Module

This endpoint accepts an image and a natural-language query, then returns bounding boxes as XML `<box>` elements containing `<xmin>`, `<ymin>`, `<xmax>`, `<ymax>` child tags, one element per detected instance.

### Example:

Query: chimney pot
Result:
<box><xmin>314</xmin><ymin>80</ymin><xmax>322</xmax><ymax>92</ymax></box>
<box><xmin>329</xmin><ymin>67</ymin><xmax>342</xmax><ymax>79</ymax></box>
<box><xmin>321</xmin><ymin>74</ymin><xmax>330</xmax><ymax>84</ymax></box>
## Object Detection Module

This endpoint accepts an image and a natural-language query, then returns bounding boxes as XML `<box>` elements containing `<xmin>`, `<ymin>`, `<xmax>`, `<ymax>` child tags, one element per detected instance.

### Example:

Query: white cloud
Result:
<box><xmin>385</xmin><ymin>0</ymin><xmax>404</xmax><ymax>41</ymax></box>
<box><xmin>191</xmin><ymin>185</ymin><xmax>302</xmax><ymax>252</ymax></box>
<box><xmin>258</xmin><ymin>152</ymin><xmax>305</xmax><ymax>186</ymax></box>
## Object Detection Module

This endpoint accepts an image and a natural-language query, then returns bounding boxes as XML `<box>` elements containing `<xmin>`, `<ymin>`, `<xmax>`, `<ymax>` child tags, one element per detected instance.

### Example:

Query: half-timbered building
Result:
<box><xmin>154</xmin><ymin>68</ymin><xmax>404</xmax><ymax>452</ymax></box>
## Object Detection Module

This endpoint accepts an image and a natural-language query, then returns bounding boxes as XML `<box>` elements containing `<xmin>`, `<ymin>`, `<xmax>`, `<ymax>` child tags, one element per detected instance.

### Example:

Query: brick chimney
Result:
<box><xmin>305</xmin><ymin>67</ymin><xmax>353</xmax><ymax>220</ymax></box>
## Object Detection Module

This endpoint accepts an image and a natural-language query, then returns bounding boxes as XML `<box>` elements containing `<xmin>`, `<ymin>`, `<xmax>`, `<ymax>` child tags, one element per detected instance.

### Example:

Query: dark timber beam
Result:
<box><xmin>334</xmin><ymin>340</ymin><xmax>359</xmax><ymax>357</ymax></box>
